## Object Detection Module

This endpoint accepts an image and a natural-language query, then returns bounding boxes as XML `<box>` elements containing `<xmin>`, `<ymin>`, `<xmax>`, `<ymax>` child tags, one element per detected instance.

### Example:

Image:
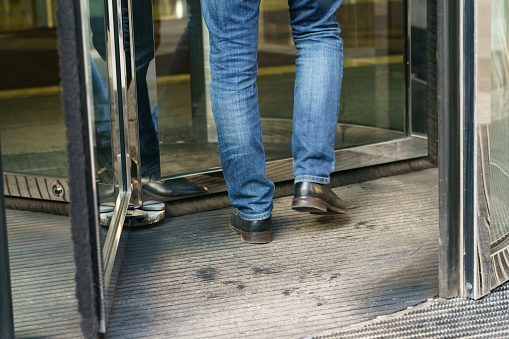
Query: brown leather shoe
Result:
<box><xmin>292</xmin><ymin>182</ymin><xmax>348</xmax><ymax>214</ymax></box>
<box><xmin>229</xmin><ymin>213</ymin><xmax>273</xmax><ymax>244</ymax></box>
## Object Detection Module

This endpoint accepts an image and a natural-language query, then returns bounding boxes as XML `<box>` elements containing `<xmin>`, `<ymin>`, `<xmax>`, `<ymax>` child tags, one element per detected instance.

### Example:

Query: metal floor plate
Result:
<box><xmin>106</xmin><ymin>168</ymin><xmax>440</xmax><ymax>338</ymax></box>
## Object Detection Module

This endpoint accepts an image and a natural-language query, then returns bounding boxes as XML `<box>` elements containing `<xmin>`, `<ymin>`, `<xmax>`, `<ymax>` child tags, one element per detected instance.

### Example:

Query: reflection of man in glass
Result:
<box><xmin>91</xmin><ymin>0</ymin><xmax>159</xmax><ymax>180</ymax></box>
<box><xmin>90</xmin><ymin>7</ymin><xmax>114</xmax><ymax>191</ymax></box>
<box><xmin>92</xmin><ymin>0</ymin><xmax>206</xmax><ymax>199</ymax></box>
<box><xmin>123</xmin><ymin>0</ymin><xmax>160</xmax><ymax>179</ymax></box>
<box><xmin>200</xmin><ymin>0</ymin><xmax>348</xmax><ymax>244</ymax></box>
<box><xmin>126</xmin><ymin>0</ymin><xmax>207</xmax><ymax>198</ymax></box>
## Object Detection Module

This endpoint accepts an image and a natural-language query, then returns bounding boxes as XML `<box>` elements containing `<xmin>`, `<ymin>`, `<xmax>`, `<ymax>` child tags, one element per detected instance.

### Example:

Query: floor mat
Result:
<box><xmin>106</xmin><ymin>169</ymin><xmax>439</xmax><ymax>338</ymax></box>
<box><xmin>6</xmin><ymin>209</ymin><xmax>81</xmax><ymax>338</ymax></box>
<box><xmin>317</xmin><ymin>282</ymin><xmax>509</xmax><ymax>339</ymax></box>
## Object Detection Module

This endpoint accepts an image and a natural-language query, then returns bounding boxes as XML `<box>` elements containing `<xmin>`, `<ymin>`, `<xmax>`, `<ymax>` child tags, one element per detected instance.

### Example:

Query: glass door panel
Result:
<box><xmin>490</xmin><ymin>0</ymin><xmax>509</xmax><ymax>251</ymax></box>
<box><xmin>88</xmin><ymin>0</ymin><xmax>133</xmax><ymax>328</ymax></box>
<box><xmin>0</xmin><ymin>1</ymin><xmax>67</xmax><ymax>178</ymax></box>
<box><xmin>471</xmin><ymin>0</ymin><xmax>509</xmax><ymax>298</ymax></box>
<box><xmin>0</xmin><ymin>0</ymin><xmax>132</xmax><ymax>331</ymax></box>
<box><xmin>153</xmin><ymin>0</ymin><xmax>213</xmax><ymax>176</ymax></box>
<box><xmin>488</xmin><ymin>0</ymin><xmax>509</xmax><ymax>291</ymax></box>
<box><xmin>90</xmin><ymin>0</ymin><xmax>115</xmax><ymax>209</ymax></box>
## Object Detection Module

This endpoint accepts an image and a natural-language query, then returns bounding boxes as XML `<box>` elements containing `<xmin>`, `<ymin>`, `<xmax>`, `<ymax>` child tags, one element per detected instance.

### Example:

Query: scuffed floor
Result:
<box><xmin>107</xmin><ymin>168</ymin><xmax>439</xmax><ymax>338</ymax></box>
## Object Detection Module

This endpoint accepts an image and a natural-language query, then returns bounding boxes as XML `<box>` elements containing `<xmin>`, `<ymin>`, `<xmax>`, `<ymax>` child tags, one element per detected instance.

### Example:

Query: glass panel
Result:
<box><xmin>410</xmin><ymin>0</ymin><xmax>428</xmax><ymax>135</ymax></box>
<box><xmin>0</xmin><ymin>0</ymin><xmax>67</xmax><ymax>177</ymax></box>
<box><xmin>490</xmin><ymin>0</ymin><xmax>509</xmax><ymax>249</ymax></box>
<box><xmin>0</xmin><ymin>0</ymin><xmax>122</xmax><ymax>328</ymax></box>
<box><xmin>0</xmin><ymin>2</ymin><xmax>82</xmax><ymax>336</ymax></box>
<box><xmin>90</xmin><ymin>0</ymin><xmax>115</xmax><ymax>210</ymax></box>
<box><xmin>89</xmin><ymin>0</ymin><xmax>128</xmax><ymax>309</ymax></box>
<box><xmin>336</xmin><ymin>0</ymin><xmax>405</xmax><ymax>134</ymax></box>
<box><xmin>154</xmin><ymin>0</ymin><xmax>406</xmax><ymax>178</ymax></box>
<box><xmin>153</xmin><ymin>0</ymin><xmax>211</xmax><ymax>176</ymax></box>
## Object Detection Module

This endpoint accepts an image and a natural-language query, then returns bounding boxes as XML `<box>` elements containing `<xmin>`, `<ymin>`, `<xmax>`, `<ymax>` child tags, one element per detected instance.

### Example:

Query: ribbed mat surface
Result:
<box><xmin>107</xmin><ymin>168</ymin><xmax>439</xmax><ymax>338</ymax></box>
<box><xmin>318</xmin><ymin>283</ymin><xmax>509</xmax><ymax>338</ymax></box>
<box><xmin>6</xmin><ymin>209</ymin><xmax>82</xmax><ymax>338</ymax></box>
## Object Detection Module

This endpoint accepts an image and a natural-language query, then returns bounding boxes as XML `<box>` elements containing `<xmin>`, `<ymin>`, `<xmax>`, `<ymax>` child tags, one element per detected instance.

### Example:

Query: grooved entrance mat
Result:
<box><xmin>107</xmin><ymin>169</ymin><xmax>439</xmax><ymax>338</ymax></box>
<box><xmin>6</xmin><ymin>209</ymin><xmax>81</xmax><ymax>338</ymax></box>
<box><xmin>317</xmin><ymin>282</ymin><xmax>509</xmax><ymax>339</ymax></box>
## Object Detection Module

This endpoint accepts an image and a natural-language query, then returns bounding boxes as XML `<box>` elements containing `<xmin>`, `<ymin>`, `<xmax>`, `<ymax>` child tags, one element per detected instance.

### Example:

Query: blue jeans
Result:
<box><xmin>201</xmin><ymin>0</ymin><xmax>344</xmax><ymax>220</ymax></box>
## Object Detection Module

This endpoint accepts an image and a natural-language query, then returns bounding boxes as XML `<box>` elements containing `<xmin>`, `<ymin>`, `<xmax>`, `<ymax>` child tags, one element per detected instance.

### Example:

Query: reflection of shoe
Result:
<box><xmin>292</xmin><ymin>182</ymin><xmax>348</xmax><ymax>214</ymax></box>
<box><xmin>229</xmin><ymin>212</ymin><xmax>273</xmax><ymax>244</ymax></box>
<box><xmin>95</xmin><ymin>146</ymin><xmax>114</xmax><ymax>185</ymax></box>
<box><xmin>97</xmin><ymin>182</ymin><xmax>115</xmax><ymax>201</ymax></box>
<box><xmin>142</xmin><ymin>178</ymin><xmax>207</xmax><ymax>199</ymax></box>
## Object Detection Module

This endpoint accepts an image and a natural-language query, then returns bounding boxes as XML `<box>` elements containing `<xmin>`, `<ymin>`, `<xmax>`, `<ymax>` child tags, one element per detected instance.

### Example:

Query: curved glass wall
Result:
<box><xmin>0</xmin><ymin>1</ymin><xmax>415</xmax><ymax>192</ymax></box>
<box><xmin>154</xmin><ymin>0</ymin><xmax>407</xmax><ymax>177</ymax></box>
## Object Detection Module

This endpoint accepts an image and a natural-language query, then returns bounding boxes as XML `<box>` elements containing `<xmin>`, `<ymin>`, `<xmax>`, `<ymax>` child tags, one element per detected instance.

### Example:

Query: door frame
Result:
<box><xmin>437</xmin><ymin>0</ymin><xmax>509</xmax><ymax>300</ymax></box>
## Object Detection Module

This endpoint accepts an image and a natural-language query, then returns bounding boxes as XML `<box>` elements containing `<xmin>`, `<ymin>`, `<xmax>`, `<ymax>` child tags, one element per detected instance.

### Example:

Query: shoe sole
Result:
<box><xmin>291</xmin><ymin>197</ymin><xmax>348</xmax><ymax>214</ymax></box>
<box><xmin>229</xmin><ymin>224</ymin><xmax>273</xmax><ymax>244</ymax></box>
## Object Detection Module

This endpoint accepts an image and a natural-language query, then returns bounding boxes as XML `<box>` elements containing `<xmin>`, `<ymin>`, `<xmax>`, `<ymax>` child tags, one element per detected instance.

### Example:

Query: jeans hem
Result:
<box><xmin>294</xmin><ymin>175</ymin><xmax>330</xmax><ymax>184</ymax></box>
<box><xmin>237</xmin><ymin>208</ymin><xmax>272</xmax><ymax>221</ymax></box>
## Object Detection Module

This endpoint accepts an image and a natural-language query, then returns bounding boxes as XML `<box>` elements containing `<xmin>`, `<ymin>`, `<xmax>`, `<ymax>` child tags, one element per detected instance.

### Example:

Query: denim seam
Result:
<box><xmin>295</xmin><ymin>175</ymin><xmax>330</xmax><ymax>184</ymax></box>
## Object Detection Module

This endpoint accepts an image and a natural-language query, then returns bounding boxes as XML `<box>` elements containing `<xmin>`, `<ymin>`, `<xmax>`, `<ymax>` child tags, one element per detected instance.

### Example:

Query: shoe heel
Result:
<box><xmin>292</xmin><ymin>197</ymin><xmax>328</xmax><ymax>213</ymax></box>
<box><xmin>241</xmin><ymin>231</ymin><xmax>273</xmax><ymax>244</ymax></box>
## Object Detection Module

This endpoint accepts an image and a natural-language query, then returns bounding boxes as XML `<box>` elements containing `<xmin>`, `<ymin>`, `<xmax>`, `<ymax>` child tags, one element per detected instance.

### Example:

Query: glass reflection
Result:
<box><xmin>90</xmin><ymin>0</ymin><xmax>115</xmax><ymax>251</ymax></box>
<box><xmin>490</xmin><ymin>0</ymin><xmax>509</xmax><ymax>248</ymax></box>
<box><xmin>0</xmin><ymin>3</ymin><xmax>67</xmax><ymax>177</ymax></box>
<box><xmin>154</xmin><ymin>0</ymin><xmax>406</xmax><ymax>178</ymax></box>
<box><xmin>124</xmin><ymin>0</ymin><xmax>164</xmax><ymax>202</ymax></box>
<box><xmin>154</xmin><ymin>0</ymin><xmax>210</xmax><ymax>177</ymax></box>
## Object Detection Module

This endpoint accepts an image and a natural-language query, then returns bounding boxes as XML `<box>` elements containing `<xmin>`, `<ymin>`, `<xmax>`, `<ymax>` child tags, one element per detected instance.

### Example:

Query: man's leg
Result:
<box><xmin>201</xmin><ymin>0</ymin><xmax>274</xmax><ymax>242</ymax></box>
<box><xmin>289</xmin><ymin>0</ymin><xmax>348</xmax><ymax>214</ymax></box>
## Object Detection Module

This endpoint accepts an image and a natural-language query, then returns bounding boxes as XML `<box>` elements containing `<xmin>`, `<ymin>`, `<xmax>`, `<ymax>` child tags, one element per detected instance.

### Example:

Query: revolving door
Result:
<box><xmin>69</xmin><ymin>0</ymin><xmax>431</xmax><ymax>331</ymax></box>
<box><xmin>7</xmin><ymin>0</ymin><xmax>504</xmax><ymax>337</ymax></box>
<box><xmin>0</xmin><ymin>0</ymin><xmax>430</xmax><ymax>335</ymax></box>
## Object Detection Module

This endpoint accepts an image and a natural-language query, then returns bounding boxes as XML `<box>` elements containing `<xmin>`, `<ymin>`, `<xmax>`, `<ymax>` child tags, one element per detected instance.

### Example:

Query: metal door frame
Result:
<box><xmin>56</xmin><ymin>0</ymin><xmax>135</xmax><ymax>334</ymax></box>
<box><xmin>437</xmin><ymin>0</ymin><xmax>509</xmax><ymax>300</ymax></box>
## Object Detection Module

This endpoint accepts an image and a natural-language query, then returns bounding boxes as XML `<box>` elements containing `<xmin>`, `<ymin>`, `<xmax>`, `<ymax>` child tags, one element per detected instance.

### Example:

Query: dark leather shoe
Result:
<box><xmin>229</xmin><ymin>213</ymin><xmax>273</xmax><ymax>244</ymax></box>
<box><xmin>143</xmin><ymin>178</ymin><xmax>207</xmax><ymax>199</ymax></box>
<box><xmin>292</xmin><ymin>182</ymin><xmax>348</xmax><ymax>214</ymax></box>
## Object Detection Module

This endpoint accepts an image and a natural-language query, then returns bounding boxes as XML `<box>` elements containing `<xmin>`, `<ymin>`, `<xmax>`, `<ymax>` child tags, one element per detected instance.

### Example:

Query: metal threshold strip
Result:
<box><xmin>2</xmin><ymin>135</ymin><xmax>427</xmax><ymax>203</ymax></box>
<box><xmin>156</xmin><ymin>135</ymin><xmax>428</xmax><ymax>200</ymax></box>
